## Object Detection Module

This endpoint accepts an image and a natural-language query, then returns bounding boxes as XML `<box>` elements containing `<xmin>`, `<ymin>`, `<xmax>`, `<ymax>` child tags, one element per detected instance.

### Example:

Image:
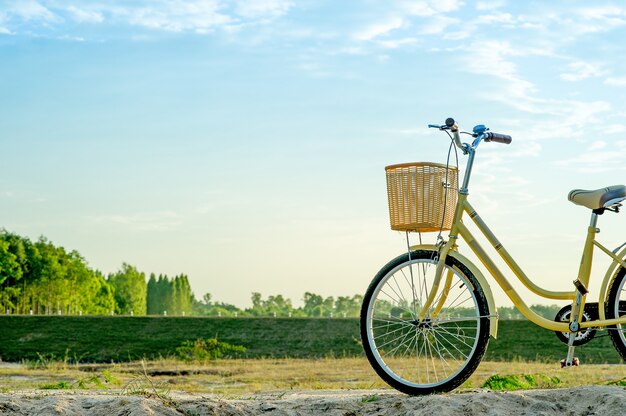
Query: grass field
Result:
<box><xmin>0</xmin><ymin>316</ymin><xmax>623</xmax><ymax>364</ymax></box>
<box><xmin>0</xmin><ymin>358</ymin><xmax>624</xmax><ymax>395</ymax></box>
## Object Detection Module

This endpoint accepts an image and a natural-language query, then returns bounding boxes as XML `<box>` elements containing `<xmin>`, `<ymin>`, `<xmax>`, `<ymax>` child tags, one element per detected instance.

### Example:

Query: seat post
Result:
<box><xmin>576</xmin><ymin>211</ymin><xmax>598</xmax><ymax>289</ymax></box>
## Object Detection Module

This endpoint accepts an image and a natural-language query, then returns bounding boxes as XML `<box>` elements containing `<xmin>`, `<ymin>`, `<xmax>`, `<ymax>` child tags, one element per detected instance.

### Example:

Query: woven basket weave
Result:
<box><xmin>385</xmin><ymin>162</ymin><xmax>458</xmax><ymax>232</ymax></box>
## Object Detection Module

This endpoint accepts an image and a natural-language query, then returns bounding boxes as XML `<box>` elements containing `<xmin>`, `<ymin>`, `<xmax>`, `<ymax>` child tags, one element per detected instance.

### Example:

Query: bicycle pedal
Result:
<box><xmin>559</xmin><ymin>357</ymin><xmax>580</xmax><ymax>368</ymax></box>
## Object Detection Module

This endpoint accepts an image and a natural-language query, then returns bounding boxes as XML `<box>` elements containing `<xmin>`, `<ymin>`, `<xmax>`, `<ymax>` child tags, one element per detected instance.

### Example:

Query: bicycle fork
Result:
<box><xmin>416</xmin><ymin>240</ymin><xmax>455</xmax><ymax>322</ymax></box>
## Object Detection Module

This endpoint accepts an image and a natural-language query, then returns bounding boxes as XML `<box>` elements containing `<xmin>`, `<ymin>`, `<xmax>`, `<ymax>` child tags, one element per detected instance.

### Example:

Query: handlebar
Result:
<box><xmin>428</xmin><ymin>117</ymin><xmax>512</xmax><ymax>152</ymax></box>
<box><xmin>485</xmin><ymin>132</ymin><xmax>512</xmax><ymax>144</ymax></box>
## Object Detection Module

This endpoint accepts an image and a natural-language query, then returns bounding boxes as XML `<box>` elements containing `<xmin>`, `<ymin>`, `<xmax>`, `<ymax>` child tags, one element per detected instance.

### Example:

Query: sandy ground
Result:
<box><xmin>0</xmin><ymin>386</ymin><xmax>625</xmax><ymax>416</ymax></box>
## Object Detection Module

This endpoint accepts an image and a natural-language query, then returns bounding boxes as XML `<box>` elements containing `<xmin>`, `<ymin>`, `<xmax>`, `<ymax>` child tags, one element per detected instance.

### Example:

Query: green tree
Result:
<box><xmin>249</xmin><ymin>292</ymin><xmax>264</xmax><ymax>316</ymax></box>
<box><xmin>322</xmin><ymin>296</ymin><xmax>335</xmax><ymax>317</ymax></box>
<box><xmin>167</xmin><ymin>276</ymin><xmax>178</xmax><ymax>315</ymax></box>
<box><xmin>0</xmin><ymin>236</ymin><xmax>23</xmax><ymax>285</ymax></box>
<box><xmin>334</xmin><ymin>295</ymin><xmax>362</xmax><ymax>317</ymax></box>
<box><xmin>155</xmin><ymin>274</ymin><xmax>169</xmax><ymax>315</ymax></box>
<box><xmin>85</xmin><ymin>272</ymin><xmax>116</xmax><ymax>315</ymax></box>
<box><xmin>303</xmin><ymin>292</ymin><xmax>323</xmax><ymax>317</ymax></box>
<box><xmin>108</xmin><ymin>263</ymin><xmax>147</xmax><ymax>315</ymax></box>
<box><xmin>177</xmin><ymin>274</ymin><xmax>194</xmax><ymax>315</ymax></box>
<box><xmin>265</xmin><ymin>294</ymin><xmax>293</xmax><ymax>316</ymax></box>
<box><xmin>146</xmin><ymin>274</ymin><xmax>158</xmax><ymax>315</ymax></box>
<box><xmin>202</xmin><ymin>293</ymin><xmax>212</xmax><ymax>305</ymax></box>
<box><xmin>32</xmin><ymin>237</ymin><xmax>68</xmax><ymax>314</ymax></box>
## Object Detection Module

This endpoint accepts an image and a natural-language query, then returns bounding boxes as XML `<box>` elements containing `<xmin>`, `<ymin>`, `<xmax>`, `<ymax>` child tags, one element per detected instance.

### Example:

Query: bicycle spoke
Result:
<box><xmin>391</xmin><ymin>275</ymin><xmax>413</xmax><ymax>318</ymax></box>
<box><xmin>431</xmin><ymin>329</ymin><xmax>465</xmax><ymax>363</ymax></box>
<box><xmin>362</xmin><ymin>252</ymin><xmax>489</xmax><ymax>393</ymax></box>
<box><xmin>436</xmin><ymin>325</ymin><xmax>476</xmax><ymax>349</ymax></box>
<box><xmin>400</xmin><ymin>267</ymin><xmax>422</xmax><ymax>315</ymax></box>
<box><xmin>373</xmin><ymin>322</ymin><xmax>415</xmax><ymax>342</ymax></box>
<box><xmin>428</xmin><ymin>330</ymin><xmax>449</xmax><ymax>380</ymax></box>
<box><xmin>425</xmin><ymin>330</ymin><xmax>438</xmax><ymax>381</ymax></box>
<box><xmin>420</xmin><ymin>330</ymin><xmax>430</xmax><ymax>384</ymax></box>
<box><xmin>430</xmin><ymin>330</ymin><xmax>456</xmax><ymax>378</ymax></box>
<box><xmin>384</xmin><ymin>327</ymin><xmax>417</xmax><ymax>358</ymax></box>
<box><xmin>432</xmin><ymin>316</ymin><xmax>483</xmax><ymax>324</ymax></box>
<box><xmin>377</xmin><ymin>288</ymin><xmax>418</xmax><ymax>317</ymax></box>
<box><xmin>436</xmin><ymin>329</ymin><xmax>471</xmax><ymax>361</ymax></box>
<box><xmin>372</xmin><ymin>319</ymin><xmax>414</xmax><ymax>330</ymax></box>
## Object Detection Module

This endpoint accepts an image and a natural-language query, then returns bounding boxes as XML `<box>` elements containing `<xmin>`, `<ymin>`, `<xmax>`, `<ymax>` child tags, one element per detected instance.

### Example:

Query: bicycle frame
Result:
<box><xmin>415</xmin><ymin>145</ymin><xmax>626</xmax><ymax>334</ymax></box>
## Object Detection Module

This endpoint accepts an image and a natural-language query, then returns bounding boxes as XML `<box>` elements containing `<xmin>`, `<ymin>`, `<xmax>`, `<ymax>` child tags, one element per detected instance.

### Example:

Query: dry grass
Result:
<box><xmin>1</xmin><ymin>358</ymin><xmax>624</xmax><ymax>396</ymax></box>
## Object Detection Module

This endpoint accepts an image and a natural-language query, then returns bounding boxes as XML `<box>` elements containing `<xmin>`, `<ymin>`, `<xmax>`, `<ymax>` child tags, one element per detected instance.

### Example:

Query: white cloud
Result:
<box><xmin>401</xmin><ymin>0</ymin><xmax>463</xmax><ymax>17</ymax></box>
<box><xmin>554</xmin><ymin>150</ymin><xmax>626</xmax><ymax>173</ymax></box>
<box><xmin>577</xmin><ymin>5</ymin><xmax>626</xmax><ymax>23</ymax></box>
<box><xmin>465</xmin><ymin>40</ymin><xmax>536</xmax><ymax>99</ymax></box>
<box><xmin>66</xmin><ymin>6</ymin><xmax>104</xmax><ymax>23</ymax></box>
<box><xmin>604</xmin><ymin>76</ymin><xmax>626</xmax><ymax>87</ymax></box>
<box><xmin>7</xmin><ymin>0</ymin><xmax>57</xmax><ymax>22</ymax></box>
<box><xmin>442</xmin><ymin>29</ymin><xmax>472</xmax><ymax>40</ymax></box>
<box><xmin>377</xmin><ymin>37</ymin><xmax>420</xmax><ymax>49</ymax></box>
<box><xmin>589</xmin><ymin>141</ymin><xmax>606</xmax><ymax>151</ymax></box>
<box><xmin>605</xmin><ymin>124</ymin><xmax>626</xmax><ymax>134</ymax></box>
<box><xmin>0</xmin><ymin>0</ymin><xmax>294</xmax><ymax>35</ymax></box>
<box><xmin>57</xmin><ymin>34</ymin><xmax>85</xmax><ymax>42</ymax></box>
<box><xmin>419</xmin><ymin>15</ymin><xmax>459</xmax><ymax>35</ymax></box>
<box><xmin>465</xmin><ymin>40</ymin><xmax>611</xmax><ymax>129</ymax></box>
<box><xmin>125</xmin><ymin>1</ymin><xmax>232</xmax><ymax>33</ymax></box>
<box><xmin>560</xmin><ymin>61</ymin><xmax>605</xmax><ymax>81</ymax></box>
<box><xmin>353</xmin><ymin>17</ymin><xmax>405</xmax><ymax>41</ymax></box>
<box><xmin>479</xmin><ymin>12</ymin><xmax>518</xmax><ymax>26</ymax></box>
<box><xmin>555</xmin><ymin>140</ymin><xmax>626</xmax><ymax>173</ymax></box>
<box><xmin>476</xmin><ymin>1</ymin><xmax>505</xmax><ymax>11</ymax></box>
<box><xmin>508</xmin><ymin>141</ymin><xmax>542</xmax><ymax>158</ymax></box>
<box><xmin>573</xmin><ymin>5</ymin><xmax>626</xmax><ymax>33</ymax></box>
<box><xmin>350</xmin><ymin>0</ymin><xmax>465</xmax><ymax>46</ymax></box>
<box><xmin>234</xmin><ymin>0</ymin><xmax>292</xmax><ymax>19</ymax></box>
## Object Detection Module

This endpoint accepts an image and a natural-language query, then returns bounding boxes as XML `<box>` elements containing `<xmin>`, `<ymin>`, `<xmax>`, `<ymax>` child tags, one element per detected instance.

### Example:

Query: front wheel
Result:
<box><xmin>606</xmin><ymin>266</ymin><xmax>626</xmax><ymax>360</ymax></box>
<box><xmin>360</xmin><ymin>250</ymin><xmax>490</xmax><ymax>395</ymax></box>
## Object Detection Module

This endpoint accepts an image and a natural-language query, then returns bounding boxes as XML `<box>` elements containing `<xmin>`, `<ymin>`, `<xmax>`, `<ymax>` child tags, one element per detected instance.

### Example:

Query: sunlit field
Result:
<box><xmin>1</xmin><ymin>358</ymin><xmax>624</xmax><ymax>395</ymax></box>
<box><xmin>1</xmin><ymin>316</ymin><xmax>623</xmax><ymax>363</ymax></box>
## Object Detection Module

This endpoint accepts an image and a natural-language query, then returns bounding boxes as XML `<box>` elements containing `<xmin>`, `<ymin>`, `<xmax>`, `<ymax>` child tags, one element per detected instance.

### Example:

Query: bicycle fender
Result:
<box><xmin>598</xmin><ymin>243</ymin><xmax>626</xmax><ymax>321</ymax></box>
<box><xmin>410</xmin><ymin>244</ymin><xmax>499</xmax><ymax>339</ymax></box>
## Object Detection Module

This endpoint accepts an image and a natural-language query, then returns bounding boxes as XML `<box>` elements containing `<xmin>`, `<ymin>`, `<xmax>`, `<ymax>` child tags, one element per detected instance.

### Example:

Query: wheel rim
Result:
<box><xmin>614</xmin><ymin>276</ymin><xmax>626</xmax><ymax>345</ymax></box>
<box><xmin>365</xmin><ymin>257</ymin><xmax>483</xmax><ymax>389</ymax></box>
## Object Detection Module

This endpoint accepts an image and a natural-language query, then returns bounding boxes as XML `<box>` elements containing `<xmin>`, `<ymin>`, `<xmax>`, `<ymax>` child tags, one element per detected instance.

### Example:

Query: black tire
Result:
<box><xmin>360</xmin><ymin>250</ymin><xmax>490</xmax><ymax>395</ymax></box>
<box><xmin>606</xmin><ymin>266</ymin><xmax>626</xmax><ymax>360</ymax></box>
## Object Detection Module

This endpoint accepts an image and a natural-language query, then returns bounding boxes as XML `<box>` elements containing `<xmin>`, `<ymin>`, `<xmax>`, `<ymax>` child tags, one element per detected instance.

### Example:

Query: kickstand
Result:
<box><xmin>560</xmin><ymin>330</ymin><xmax>580</xmax><ymax>368</ymax></box>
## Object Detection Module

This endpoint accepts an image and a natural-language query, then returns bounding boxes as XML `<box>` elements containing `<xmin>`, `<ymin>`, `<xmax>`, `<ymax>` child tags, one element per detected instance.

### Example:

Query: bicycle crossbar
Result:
<box><xmin>418</xmin><ymin>192</ymin><xmax>626</xmax><ymax>331</ymax></box>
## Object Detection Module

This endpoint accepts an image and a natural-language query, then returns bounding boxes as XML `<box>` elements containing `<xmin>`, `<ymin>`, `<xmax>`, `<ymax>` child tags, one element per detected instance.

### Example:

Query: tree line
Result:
<box><xmin>0</xmin><ymin>230</ymin><xmax>193</xmax><ymax>316</ymax></box>
<box><xmin>0</xmin><ymin>230</ymin><xmax>363</xmax><ymax>317</ymax></box>
<box><xmin>194</xmin><ymin>292</ymin><xmax>364</xmax><ymax>318</ymax></box>
<box><xmin>0</xmin><ymin>230</ymin><xmax>564</xmax><ymax>319</ymax></box>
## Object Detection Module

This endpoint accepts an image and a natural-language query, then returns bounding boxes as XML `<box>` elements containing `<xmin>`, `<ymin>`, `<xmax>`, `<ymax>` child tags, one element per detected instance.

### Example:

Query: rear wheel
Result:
<box><xmin>606</xmin><ymin>267</ymin><xmax>626</xmax><ymax>360</ymax></box>
<box><xmin>360</xmin><ymin>250</ymin><xmax>490</xmax><ymax>395</ymax></box>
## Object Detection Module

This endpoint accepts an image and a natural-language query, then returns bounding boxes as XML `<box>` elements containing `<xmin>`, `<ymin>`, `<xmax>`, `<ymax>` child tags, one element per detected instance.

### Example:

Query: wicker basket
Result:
<box><xmin>385</xmin><ymin>162</ymin><xmax>459</xmax><ymax>232</ymax></box>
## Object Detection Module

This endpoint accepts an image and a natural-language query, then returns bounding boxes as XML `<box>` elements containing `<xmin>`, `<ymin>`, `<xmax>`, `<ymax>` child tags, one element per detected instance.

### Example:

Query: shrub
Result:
<box><xmin>175</xmin><ymin>338</ymin><xmax>246</xmax><ymax>362</ymax></box>
<box><xmin>482</xmin><ymin>374</ymin><xmax>561</xmax><ymax>391</ymax></box>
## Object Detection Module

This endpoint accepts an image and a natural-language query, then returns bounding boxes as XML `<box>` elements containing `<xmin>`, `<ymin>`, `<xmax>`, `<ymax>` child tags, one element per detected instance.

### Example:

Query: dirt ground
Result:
<box><xmin>1</xmin><ymin>386</ymin><xmax>625</xmax><ymax>415</ymax></box>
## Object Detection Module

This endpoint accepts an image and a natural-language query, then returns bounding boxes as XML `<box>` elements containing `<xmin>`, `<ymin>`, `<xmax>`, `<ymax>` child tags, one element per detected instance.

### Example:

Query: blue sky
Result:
<box><xmin>1</xmin><ymin>0</ymin><xmax>626</xmax><ymax>308</ymax></box>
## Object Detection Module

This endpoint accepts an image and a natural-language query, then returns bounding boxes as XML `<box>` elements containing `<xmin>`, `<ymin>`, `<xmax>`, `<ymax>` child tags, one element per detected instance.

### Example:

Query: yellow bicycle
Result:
<box><xmin>360</xmin><ymin>117</ymin><xmax>626</xmax><ymax>395</ymax></box>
